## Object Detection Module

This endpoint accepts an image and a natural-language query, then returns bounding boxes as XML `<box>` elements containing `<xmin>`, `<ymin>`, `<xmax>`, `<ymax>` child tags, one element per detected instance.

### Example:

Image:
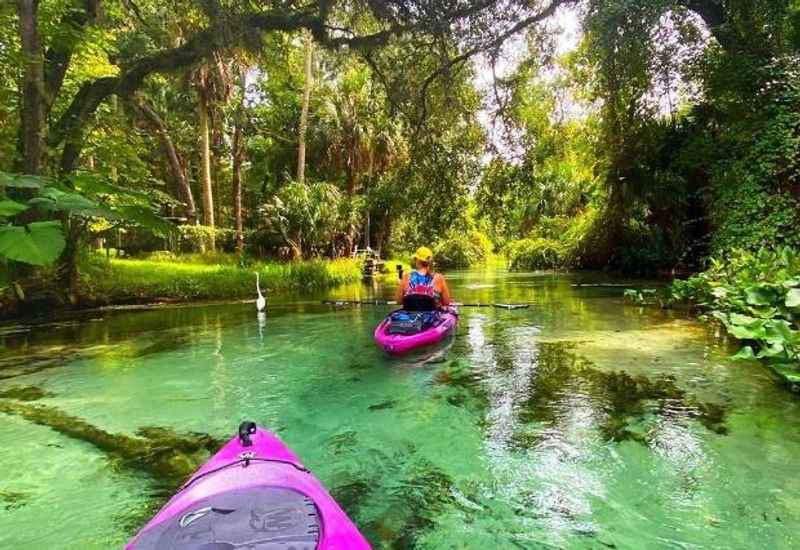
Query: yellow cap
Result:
<box><xmin>414</xmin><ymin>246</ymin><xmax>433</xmax><ymax>263</ymax></box>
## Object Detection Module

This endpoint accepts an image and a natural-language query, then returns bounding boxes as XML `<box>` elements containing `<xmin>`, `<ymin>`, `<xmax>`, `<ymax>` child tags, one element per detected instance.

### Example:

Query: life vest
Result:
<box><xmin>403</xmin><ymin>271</ymin><xmax>441</xmax><ymax>311</ymax></box>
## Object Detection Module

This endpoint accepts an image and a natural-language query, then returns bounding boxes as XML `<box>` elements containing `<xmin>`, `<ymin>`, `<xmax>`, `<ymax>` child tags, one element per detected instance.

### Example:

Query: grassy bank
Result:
<box><xmin>82</xmin><ymin>254</ymin><xmax>362</xmax><ymax>303</ymax></box>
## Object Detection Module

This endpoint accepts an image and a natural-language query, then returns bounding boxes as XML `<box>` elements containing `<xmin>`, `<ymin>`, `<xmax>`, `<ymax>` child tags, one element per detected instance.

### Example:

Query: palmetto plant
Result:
<box><xmin>258</xmin><ymin>181</ymin><xmax>342</xmax><ymax>260</ymax></box>
<box><xmin>317</xmin><ymin>77</ymin><xmax>408</xmax><ymax>195</ymax></box>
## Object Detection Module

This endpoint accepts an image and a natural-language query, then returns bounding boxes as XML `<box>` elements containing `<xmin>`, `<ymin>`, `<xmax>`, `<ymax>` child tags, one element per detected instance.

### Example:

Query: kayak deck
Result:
<box><xmin>374</xmin><ymin>308</ymin><xmax>458</xmax><ymax>355</ymax></box>
<box><xmin>131</xmin><ymin>484</ymin><xmax>321</xmax><ymax>549</ymax></box>
<box><xmin>126</xmin><ymin>424</ymin><xmax>370</xmax><ymax>549</ymax></box>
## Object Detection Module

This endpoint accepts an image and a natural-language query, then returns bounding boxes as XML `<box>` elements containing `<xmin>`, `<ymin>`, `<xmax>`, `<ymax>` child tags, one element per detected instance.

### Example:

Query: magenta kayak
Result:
<box><xmin>374</xmin><ymin>308</ymin><xmax>458</xmax><ymax>355</ymax></box>
<box><xmin>126</xmin><ymin>422</ymin><xmax>370</xmax><ymax>549</ymax></box>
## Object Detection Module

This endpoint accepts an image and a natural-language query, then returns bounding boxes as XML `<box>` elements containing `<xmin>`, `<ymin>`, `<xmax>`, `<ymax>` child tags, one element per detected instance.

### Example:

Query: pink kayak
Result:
<box><xmin>126</xmin><ymin>422</ymin><xmax>371</xmax><ymax>549</ymax></box>
<box><xmin>374</xmin><ymin>308</ymin><xmax>458</xmax><ymax>355</ymax></box>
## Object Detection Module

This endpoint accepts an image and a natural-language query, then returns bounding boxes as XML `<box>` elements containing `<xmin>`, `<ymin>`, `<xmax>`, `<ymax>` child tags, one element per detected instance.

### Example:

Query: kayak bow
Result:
<box><xmin>126</xmin><ymin>421</ymin><xmax>370</xmax><ymax>549</ymax></box>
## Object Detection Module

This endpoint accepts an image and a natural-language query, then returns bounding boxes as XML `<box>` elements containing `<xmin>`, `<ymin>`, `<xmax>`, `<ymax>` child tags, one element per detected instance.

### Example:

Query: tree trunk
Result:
<box><xmin>364</xmin><ymin>144</ymin><xmax>374</xmax><ymax>249</ymax></box>
<box><xmin>134</xmin><ymin>97</ymin><xmax>197</xmax><ymax>223</ymax></box>
<box><xmin>211</xmin><ymin>110</ymin><xmax>224</xmax><ymax>226</ymax></box>
<box><xmin>198</xmin><ymin>95</ymin><xmax>215</xmax><ymax>250</ymax></box>
<box><xmin>232</xmin><ymin>73</ymin><xmax>245</xmax><ymax>253</ymax></box>
<box><xmin>17</xmin><ymin>0</ymin><xmax>45</xmax><ymax>174</ymax></box>
<box><xmin>296</xmin><ymin>33</ymin><xmax>313</xmax><ymax>183</ymax></box>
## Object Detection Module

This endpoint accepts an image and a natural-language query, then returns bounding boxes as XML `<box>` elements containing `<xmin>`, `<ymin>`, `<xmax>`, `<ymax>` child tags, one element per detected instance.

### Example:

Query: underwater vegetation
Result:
<box><xmin>0</xmin><ymin>490</ymin><xmax>30</xmax><ymax>511</ymax></box>
<box><xmin>0</xmin><ymin>348</ymin><xmax>84</xmax><ymax>381</ymax></box>
<box><xmin>0</xmin><ymin>390</ymin><xmax>223</xmax><ymax>489</ymax></box>
<box><xmin>323</xmin><ymin>427</ymin><xmax>469</xmax><ymax>549</ymax></box>
<box><xmin>368</xmin><ymin>400</ymin><xmax>397</xmax><ymax>411</ymax></box>
<box><xmin>0</xmin><ymin>385</ymin><xmax>55</xmax><ymax>401</ymax></box>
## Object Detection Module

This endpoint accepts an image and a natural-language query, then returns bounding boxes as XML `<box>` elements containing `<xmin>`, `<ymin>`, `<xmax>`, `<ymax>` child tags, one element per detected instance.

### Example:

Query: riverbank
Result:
<box><xmin>0</xmin><ymin>254</ymin><xmax>366</xmax><ymax>319</ymax></box>
<box><xmin>82</xmin><ymin>255</ymin><xmax>363</xmax><ymax>304</ymax></box>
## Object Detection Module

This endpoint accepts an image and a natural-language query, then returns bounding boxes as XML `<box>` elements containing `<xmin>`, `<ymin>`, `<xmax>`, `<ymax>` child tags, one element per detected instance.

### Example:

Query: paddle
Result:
<box><xmin>321</xmin><ymin>300</ymin><xmax>530</xmax><ymax>310</ymax></box>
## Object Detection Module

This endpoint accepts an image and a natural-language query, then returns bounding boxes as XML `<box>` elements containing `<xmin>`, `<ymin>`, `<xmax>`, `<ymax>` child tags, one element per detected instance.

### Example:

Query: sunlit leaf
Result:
<box><xmin>764</xmin><ymin>319</ymin><xmax>799</xmax><ymax>346</ymax></box>
<box><xmin>0</xmin><ymin>221</ymin><xmax>66</xmax><ymax>265</ymax></box>
<box><xmin>728</xmin><ymin>313</ymin><xmax>759</xmax><ymax>326</ymax></box>
<box><xmin>757</xmin><ymin>343</ymin><xmax>786</xmax><ymax>359</ymax></box>
<box><xmin>744</xmin><ymin>285</ymin><xmax>774</xmax><ymax>306</ymax></box>
<box><xmin>711</xmin><ymin>286</ymin><xmax>728</xmax><ymax>299</ymax></box>
<box><xmin>731</xmin><ymin>346</ymin><xmax>756</xmax><ymax>361</ymax></box>
<box><xmin>115</xmin><ymin>205</ymin><xmax>175</xmax><ymax>236</ymax></box>
<box><xmin>786</xmin><ymin>288</ymin><xmax>800</xmax><ymax>308</ymax></box>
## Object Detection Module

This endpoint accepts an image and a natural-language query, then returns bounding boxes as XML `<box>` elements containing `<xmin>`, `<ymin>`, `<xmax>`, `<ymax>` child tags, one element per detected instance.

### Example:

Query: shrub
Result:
<box><xmin>506</xmin><ymin>238</ymin><xmax>566</xmax><ymax>270</ymax></box>
<box><xmin>178</xmin><ymin>225</ymin><xmax>238</xmax><ymax>253</ymax></box>
<box><xmin>672</xmin><ymin>247</ymin><xmax>800</xmax><ymax>383</ymax></box>
<box><xmin>433</xmin><ymin>230</ymin><xmax>493</xmax><ymax>269</ymax></box>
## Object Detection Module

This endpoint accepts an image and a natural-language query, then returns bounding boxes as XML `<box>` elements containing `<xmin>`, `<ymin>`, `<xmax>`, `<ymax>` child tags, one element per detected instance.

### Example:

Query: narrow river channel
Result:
<box><xmin>0</xmin><ymin>269</ymin><xmax>798</xmax><ymax>549</ymax></box>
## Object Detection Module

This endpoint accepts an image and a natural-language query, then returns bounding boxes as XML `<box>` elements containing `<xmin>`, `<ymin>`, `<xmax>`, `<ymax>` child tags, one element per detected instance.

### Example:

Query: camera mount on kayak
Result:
<box><xmin>238</xmin><ymin>421</ymin><xmax>257</xmax><ymax>447</ymax></box>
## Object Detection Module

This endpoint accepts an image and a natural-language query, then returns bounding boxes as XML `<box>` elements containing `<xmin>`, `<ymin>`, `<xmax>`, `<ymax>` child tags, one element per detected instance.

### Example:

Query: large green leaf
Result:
<box><xmin>731</xmin><ymin>346</ymin><xmax>756</xmax><ymax>361</ymax></box>
<box><xmin>764</xmin><ymin>319</ymin><xmax>800</xmax><ymax>346</ymax></box>
<box><xmin>28</xmin><ymin>187</ymin><xmax>114</xmax><ymax>218</ymax></box>
<box><xmin>115</xmin><ymin>205</ymin><xmax>175</xmax><ymax>236</ymax></box>
<box><xmin>0</xmin><ymin>221</ymin><xmax>66</xmax><ymax>265</ymax></box>
<box><xmin>0</xmin><ymin>199</ymin><xmax>29</xmax><ymax>217</ymax></box>
<box><xmin>770</xmin><ymin>363</ymin><xmax>800</xmax><ymax>385</ymax></box>
<box><xmin>726</xmin><ymin>314</ymin><xmax>767</xmax><ymax>340</ymax></box>
<box><xmin>757</xmin><ymin>343</ymin><xmax>787</xmax><ymax>359</ymax></box>
<box><xmin>0</xmin><ymin>172</ymin><xmax>51</xmax><ymax>189</ymax></box>
<box><xmin>68</xmin><ymin>174</ymin><xmax>151</xmax><ymax>203</ymax></box>
<box><xmin>744</xmin><ymin>285</ymin><xmax>776</xmax><ymax>306</ymax></box>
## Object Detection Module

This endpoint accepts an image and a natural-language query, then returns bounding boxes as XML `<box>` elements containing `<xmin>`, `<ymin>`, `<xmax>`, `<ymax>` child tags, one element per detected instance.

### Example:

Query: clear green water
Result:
<box><xmin>0</xmin><ymin>270</ymin><xmax>799</xmax><ymax>549</ymax></box>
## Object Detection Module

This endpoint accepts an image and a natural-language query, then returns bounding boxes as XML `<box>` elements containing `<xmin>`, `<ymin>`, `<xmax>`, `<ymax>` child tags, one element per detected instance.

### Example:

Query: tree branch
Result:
<box><xmin>415</xmin><ymin>0</ymin><xmax>572</xmax><ymax>130</ymax></box>
<box><xmin>50</xmin><ymin>10</ymin><xmax>320</xmax><ymax>173</ymax></box>
<box><xmin>43</xmin><ymin>0</ymin><xmax>100</xmax><ymax>109</ymax></box>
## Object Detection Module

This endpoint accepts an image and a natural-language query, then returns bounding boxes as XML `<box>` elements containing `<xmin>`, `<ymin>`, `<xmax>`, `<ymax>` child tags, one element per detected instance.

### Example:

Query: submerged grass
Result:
<box><xmin>0</xmin><ymin>399</ymin><xmax>223</xmax><ymax>486</ymax></box>
<box><xmin>82</xmin><ymin>256</ymin><xmax>362</xmax><ymax>303</ymax></box>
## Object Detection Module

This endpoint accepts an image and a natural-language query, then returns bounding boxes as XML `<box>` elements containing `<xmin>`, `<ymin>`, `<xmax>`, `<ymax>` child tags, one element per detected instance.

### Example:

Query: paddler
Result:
<box><xmin>396</xmin><ymin>246</ymin><xmax>452</xmax><ymax>310</ymax></box>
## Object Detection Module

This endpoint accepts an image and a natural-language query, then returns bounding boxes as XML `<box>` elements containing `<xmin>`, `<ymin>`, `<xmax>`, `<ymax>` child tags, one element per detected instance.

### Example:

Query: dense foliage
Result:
<box><xmin>672</xmin><ymin>248</ymin><xmax>800</xmax><ymax>383</ymax></box>
<box><xmin>2</xmin><ymin>0</ymin><xmax>800</xmax><ymax>384</ymax></box>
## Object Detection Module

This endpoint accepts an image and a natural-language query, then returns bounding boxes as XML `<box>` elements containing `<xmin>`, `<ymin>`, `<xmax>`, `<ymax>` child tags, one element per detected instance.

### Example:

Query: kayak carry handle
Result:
<box><xmin>238</xmin><ymin>421</ymin><xmax>257</xmax><ymax>447</ymax></box>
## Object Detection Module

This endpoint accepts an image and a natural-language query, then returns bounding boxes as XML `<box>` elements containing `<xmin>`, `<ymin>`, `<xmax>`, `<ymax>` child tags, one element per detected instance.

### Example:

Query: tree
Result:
<box><xmin>297</xmin><ymin>32</ymin><xmax>314</xmax><ymax>184</ymax></box>
<box><xmin>13</xmin><ymin>0</ymin><xmax>572</xmax><ymax>178</ymax></box>
<box><xmin>132</xmin><ymin>96</ymin><xmax>197</xmax><ymax>223</ymax></box>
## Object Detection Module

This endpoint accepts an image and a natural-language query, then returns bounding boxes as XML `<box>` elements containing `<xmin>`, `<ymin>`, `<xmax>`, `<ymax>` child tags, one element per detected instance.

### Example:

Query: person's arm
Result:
<box><xmin>438</xmin><ymin>274</ymin><xmax>452</xmax><ymax>307</ymax></box>
<box><xmin>396</xmin><ymin>273</ymin><xmax>408</xmax><ymax>303</ymax></box>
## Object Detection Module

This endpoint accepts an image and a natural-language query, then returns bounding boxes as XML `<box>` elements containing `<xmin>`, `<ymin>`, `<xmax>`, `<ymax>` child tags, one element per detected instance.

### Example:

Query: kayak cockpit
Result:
<box><xmin>132</xmin><ymin>486</ymin><xmax>321</xmax><ymax>550</ymax></box>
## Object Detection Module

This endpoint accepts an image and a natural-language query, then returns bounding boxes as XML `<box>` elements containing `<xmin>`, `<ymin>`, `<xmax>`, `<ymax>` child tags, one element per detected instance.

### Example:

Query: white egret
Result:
<box><xmin>255</xmin><ymin>272</ymin><xmax>266</xmax><ymax>312</ymax></box>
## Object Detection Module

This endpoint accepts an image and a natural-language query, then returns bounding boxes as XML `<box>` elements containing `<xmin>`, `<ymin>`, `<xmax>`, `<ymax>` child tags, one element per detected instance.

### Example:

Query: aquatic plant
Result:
<box><xmin>672</xmin><ymin>247</ymin><xmax>800</xmax><ymax>386</ymax></box>
<box><xmin>0</xmin><ymin>490</ymin><xmax>30</xmax><ymax>511</ymax></box>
